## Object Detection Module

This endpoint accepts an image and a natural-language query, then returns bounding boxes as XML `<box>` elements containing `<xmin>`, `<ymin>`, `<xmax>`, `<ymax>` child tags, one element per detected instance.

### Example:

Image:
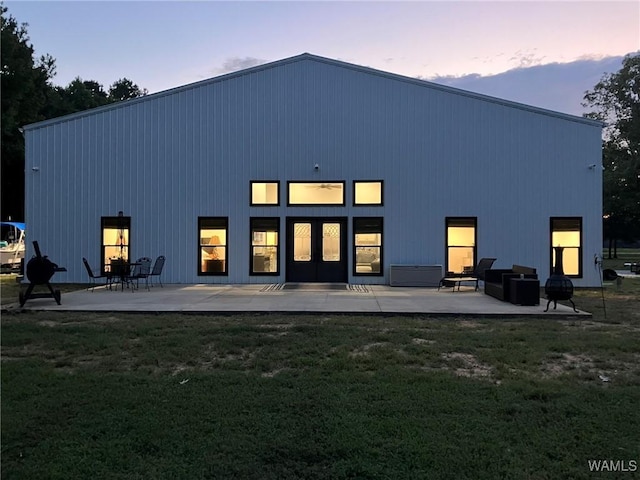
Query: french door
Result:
<box><xmin>286</xmin><ymin>217</ymin><xmax>347</xmax><ymax>283</ymax></box>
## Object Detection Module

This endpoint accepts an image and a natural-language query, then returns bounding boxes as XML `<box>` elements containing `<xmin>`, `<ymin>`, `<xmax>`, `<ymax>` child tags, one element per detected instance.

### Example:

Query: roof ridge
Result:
<box><xmin>24</xmin><ymin>52</ymin><xmax>602</xmax><ymax>130</ymax></box>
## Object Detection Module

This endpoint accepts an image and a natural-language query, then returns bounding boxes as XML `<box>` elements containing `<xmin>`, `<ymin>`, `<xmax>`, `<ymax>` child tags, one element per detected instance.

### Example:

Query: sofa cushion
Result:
<box><xmin>512</xmin><ymin>265</ymin><xmax>537</xmax><ymax>276</ymax></box>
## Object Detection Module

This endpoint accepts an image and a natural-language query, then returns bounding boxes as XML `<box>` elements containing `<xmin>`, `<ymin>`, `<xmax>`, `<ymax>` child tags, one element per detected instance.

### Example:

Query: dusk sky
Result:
<box><xmin>5</xmin><ymin>1</ymin><xmax>639</xmax><ymax>116</ymax></box>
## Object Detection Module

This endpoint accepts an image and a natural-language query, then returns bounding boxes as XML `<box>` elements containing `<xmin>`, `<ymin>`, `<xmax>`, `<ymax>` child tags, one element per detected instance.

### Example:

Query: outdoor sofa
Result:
<box><xmin>484</xmin><ymin>265</ymin><xmax>538</xmax><ymax>302</ymax></box>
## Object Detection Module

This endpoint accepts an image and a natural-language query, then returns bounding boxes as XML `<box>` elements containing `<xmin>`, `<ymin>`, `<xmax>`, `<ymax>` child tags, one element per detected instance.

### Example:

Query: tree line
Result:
<box><xmin>583</xmin><ymin>53</ymin><xmax>640</xmax><ymax>256</ymax></box>
<box><xmin>1</xmin><ymin>6</ymin><xmax>638</xmax><ymax>253</ymax></box>
<box><xmin>1</xmin><ymin>5</ymin><xmax>147</xmax><ymax>221</ymax></box>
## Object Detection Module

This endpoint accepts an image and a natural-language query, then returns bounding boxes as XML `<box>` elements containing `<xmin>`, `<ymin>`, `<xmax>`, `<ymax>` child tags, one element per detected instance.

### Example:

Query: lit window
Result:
<box><xmin>101</xmin><ymin>215</ymin><xmax>130</xmax><ymax>275</ymax></box>
<box><xmin>550</xmin><ymin>217</ymin><xmax>582</xmax><ymax>277</ymax></box>
<box><xmin>288</xmin><ymin>182</ymin><xmax>344</xmax><ymax>205</ymax></box>
<box><xmin>354</xmin><ymin>218</ymin><xmax>383</xmax><ymax>275</ymax></box>
<box><xmin>250</xmin><ymin>218</ymin><xmax>279</xmax><ymax>275</ymax></box>
<box><xmin>446</xmin><ymin>217</ymin><xmax>476</xmax><ymax>274</ymax></box>
<box><xmin>251</xmin><ymin>182</ymin><xmax>279</xmax><ymax>205</ymax></box>
<box><xmin>199</xmin><ymin>217</ymin><xmax>228</xmax><ymax>275</ymax></box>
<box><xmin>354</xmin><ymin>181</ymin><xmax>383</xmax><ymax>205</ymax></box>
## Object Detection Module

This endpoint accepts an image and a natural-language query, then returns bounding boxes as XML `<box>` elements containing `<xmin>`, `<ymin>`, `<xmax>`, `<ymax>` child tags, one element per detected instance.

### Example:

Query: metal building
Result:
<box><xmin>24</xmin><ymin>53</ymin><xmax>603</xmax><ymax>286</ymax></box>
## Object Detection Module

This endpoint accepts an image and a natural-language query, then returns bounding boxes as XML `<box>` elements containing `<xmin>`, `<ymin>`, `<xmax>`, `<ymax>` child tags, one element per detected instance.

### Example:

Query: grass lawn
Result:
<box><xmin>1</xmin><ymin>256</ymin><xmax>639</xmax><ymax>479</ymax></box>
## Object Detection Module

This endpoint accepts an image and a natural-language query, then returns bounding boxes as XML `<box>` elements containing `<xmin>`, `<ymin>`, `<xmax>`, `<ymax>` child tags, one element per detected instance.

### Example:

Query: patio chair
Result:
<box><xmin>82</xmin><ymin>257</ymin><xmax>113</xmax><ymax>291</ymax></box>
<box><xmin>438</xmin><ymin>257</ymin><xmax>496</xmax><ymax>291</ymax></box>
<box><xmin>149</xmin><ymin>255</ymin><xmax>166</xmax><ymax>287</ymax></box>
<box><xmin>469</xmin><ymin>257</ymin><xmax>497</xmax><ymax>290</ymax></box>
<box><xmin>125</xmin><ymin>257</ymin><xmax>152</xmax><ymax>291</ymax></box>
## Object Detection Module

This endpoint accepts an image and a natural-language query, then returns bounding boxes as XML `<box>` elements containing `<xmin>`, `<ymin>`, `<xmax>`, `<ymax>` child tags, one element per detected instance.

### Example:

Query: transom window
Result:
<box><xmin>251</xmin><ymin>182</ymin><xmax>279</xmax><ymax>205</ymax></box>
<box><xmin>446</xmin><ymin>217</ymin><xmax>477</xmax><ymax>274</ymax></box>
<box><xmin>101</xmin><ymin>214</ymin><xmax>130</xmax><ymax>275</ymax></box>
<box><xmin>354</xmin><ymin>217</ymin><xmax>383</xmax><ymax>275</ymax></box>
<box><xmin>550</xmin><ymin>217</ymin><xmax>582</xmax><ymax>277</ymax></box>
<box><xmin>288</xmin><ymin>182</ymin><xmax>345</xmax><ymax>205</ymax></box>
<box><xmin>250</xmin><ymin>218</ymin><xmax>279</xmax><ymax>275</ymax></box>
<box><xmin>354</xmin><ymin>181</ymin><xmax>383</xmax><ymax>205</ymax></box>
<box><xmin>198</xmin><ymin>217</ymin><xmax>228</xmax><ymax>275</ymax></box>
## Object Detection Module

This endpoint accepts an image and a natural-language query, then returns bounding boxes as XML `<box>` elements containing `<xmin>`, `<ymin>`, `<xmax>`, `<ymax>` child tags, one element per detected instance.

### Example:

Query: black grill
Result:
<box><xmin>544</xmin><ymin>246</ymin><xmax>578</xmax><ymax>313</ymax></box>
<box><xmin>19</xmin><ymin>241</ymin><xmax>67</xmax><ymax>307</ymax></box>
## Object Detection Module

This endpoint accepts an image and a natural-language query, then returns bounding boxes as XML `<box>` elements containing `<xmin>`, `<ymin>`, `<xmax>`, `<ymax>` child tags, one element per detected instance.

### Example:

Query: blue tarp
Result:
<box><xmin>1</xmin><ymin>222</ymin><xmax>25</xmax><ymax>231</ymax></box>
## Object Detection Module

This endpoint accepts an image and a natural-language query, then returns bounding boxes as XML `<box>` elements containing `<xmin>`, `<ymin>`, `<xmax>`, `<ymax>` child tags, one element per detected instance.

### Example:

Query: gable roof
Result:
<box><xmin>24</xmin><ymin>52</ymin><xmax>603</xmax><ymax>131</ymax></box>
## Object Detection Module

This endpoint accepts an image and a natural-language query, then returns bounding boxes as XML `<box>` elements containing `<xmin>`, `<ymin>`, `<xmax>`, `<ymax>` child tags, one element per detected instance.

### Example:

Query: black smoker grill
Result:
<box><xmin>19</xmin><ymin>241</ymin><xmax>67</xmax><ymax>307</ymax></box>
<box><xmin>544</xmin><ymin>246</ymin><xmax>578</xmax><ymax>313</ymax></box>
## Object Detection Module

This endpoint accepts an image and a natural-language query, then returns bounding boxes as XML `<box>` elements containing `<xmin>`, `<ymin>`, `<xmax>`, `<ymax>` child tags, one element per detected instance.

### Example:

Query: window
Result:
<box><xmin>250</xmin><ymin>218</ymin><xmax>279</xmax><ymax>275</ymax></box>
<box><xmin>288</xmin><ymin>182</ymin><xmax>345</xmax><ymax>205</ymax></box>
<box><xmin>446</xmin><ymin>217</ymin><xmax>477</xmax><ymax>274</ymax></box>
<box><xmin>354</xmin><ymin>181</ymin><xmax>383</xmax><ymax>205</ymax></box>
<box><xmin>550</xmin><ymin>217</ymin><xmax>582</xmax><ymax>277</ymax></box>
<box><xmin>322</xmin><ymin>223</ymin><xmax>341</xmax><ymax>261</ymax></box>
<box><xmin>251</xmin><ymin>182</ymin><xmax>279</xmax><ymax>205</ymax></box>
<box><xmin>101</xmin><ymin>214</ymin><xmax>130</xmax><ymax>275</ymax></box>
<box><xmin>198</xmin><ymin>217</ymin><xmax>228</xmax><ymax>275</ymax></box>
<box><xmin>353</xmin><ymin>217</ymin><xmax>383</xmax><ymax>275</ymax></box>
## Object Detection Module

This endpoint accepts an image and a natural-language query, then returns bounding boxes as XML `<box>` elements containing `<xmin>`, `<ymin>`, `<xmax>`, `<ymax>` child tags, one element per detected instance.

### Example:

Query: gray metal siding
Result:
<box><xmin>25</xmin><ymin>56</ymin><xmax>602</xmax><ymax>286</ymax></box>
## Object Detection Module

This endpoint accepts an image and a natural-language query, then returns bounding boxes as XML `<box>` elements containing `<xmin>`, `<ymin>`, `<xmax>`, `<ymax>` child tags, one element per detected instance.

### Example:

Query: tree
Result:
<box><xmin>108</xmin><ymin>78</ymin><xmax>148</xmax><ymax>102</ymax></box>
<box><xmin>64</xmin><ymin>77</ymin><xmax>109</xmax><ymax>110</ymax></box>
<box><xmin>583</xmin><ymin>53</ymin><xmax>640</xmax><ymax>257</ymax></box>
<box><xmin>1</xmin><ymin>5</ymin><xmax>56</xmax><ymax>221</ymax></box>
<box><xmin>1</xmin><ymin>5</ymin><xmax>148</xmax><ymax>221</ymax></box>
<box><xmin>42</xmin><ymin>77</ymin><xmax>147</xmax><ymax>118</ymax></box>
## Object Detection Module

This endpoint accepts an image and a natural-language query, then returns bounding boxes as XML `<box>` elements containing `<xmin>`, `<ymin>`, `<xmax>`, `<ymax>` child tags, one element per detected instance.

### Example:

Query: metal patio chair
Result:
<box><xmin>148</xmin><ymin>255</ymin><xmax>166</xmax><ymax>287</ymax></box>
<box><xmin>125</xmin><ymin>257</ymin><xmax>152</xmax><ymax>291</ymax></box>
<box><xmin>82</xmin><ymin>257</ymin><xmax>113</xmax><ymax>291</ymax></box>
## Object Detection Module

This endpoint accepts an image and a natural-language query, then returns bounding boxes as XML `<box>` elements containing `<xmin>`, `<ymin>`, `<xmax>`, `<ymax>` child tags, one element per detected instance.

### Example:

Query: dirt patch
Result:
<box><xmin>256</xmin><ymin>323</ymin><xmax>294</xmax><ymax>330</ymax></box>
<box><xmin>456</xmin><ymin>320</ymin><xmax>484</xmax><ymax>329</ymax></box>
<box><xmin>171</xmin><ymin>364</ymin><xmax>191</xmax><ymax>376</ymax></box>
<box><xmin>199</xmin><ymin>344</ymin><xmax>257</xmax><ymax>367</ymax></box>
<box><xmin>36</xmin><ymin>315</ymin><xmax>127</xmax><ymax>327</ymax></box>
<box><xmin>540</xmin><ymin>353</ymin><xmax>640</xmax><ymax>381</ymax></box>
<box><xmin>540</xmin><ymin>353</ymin><xmax>595</xmax><ymax>377</ymax></box>
<box><xmin>37</xmin><ymin>320</ymin><xmax>60</xmax><ymax>327</ymax></box>
<box><xmin>2</xmin><ymin>344</ymin><xmax>59</xmax><ymax>359</ymax></box>
<box><xmin>261</xmin><ymin>368</ymin><xmax>287</xmax><ymax>378</ymax></box>
<box><xmin>441</xmin><ymin>352</ymin><xmax>493</xmax><ymax>379</ymax></box>
<box><xmin>260</xmin><ymin>331</ymin><xmax>290</xmax><ymax>338</ymax></box>
<box><xmin>349</xmin><ymin>342</ymin><xmax>389</xmax><ymax>357</ymax></box>
<box><xmin>562</xmin><ymin>319</ymin><xmax>640</xmax><ymax>332</ymax></box>
<box><xmin>412</xmin><ymin>338</ymin><xmax>435</xmax><ymax>345</ymax></box>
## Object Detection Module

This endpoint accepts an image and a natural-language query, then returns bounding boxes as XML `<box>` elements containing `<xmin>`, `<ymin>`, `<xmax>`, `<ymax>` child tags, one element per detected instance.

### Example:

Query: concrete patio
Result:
<box><xmin>11</xmin><ymin>283</ymin><xmax>590</xmax><ymax>317</ymax></box>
